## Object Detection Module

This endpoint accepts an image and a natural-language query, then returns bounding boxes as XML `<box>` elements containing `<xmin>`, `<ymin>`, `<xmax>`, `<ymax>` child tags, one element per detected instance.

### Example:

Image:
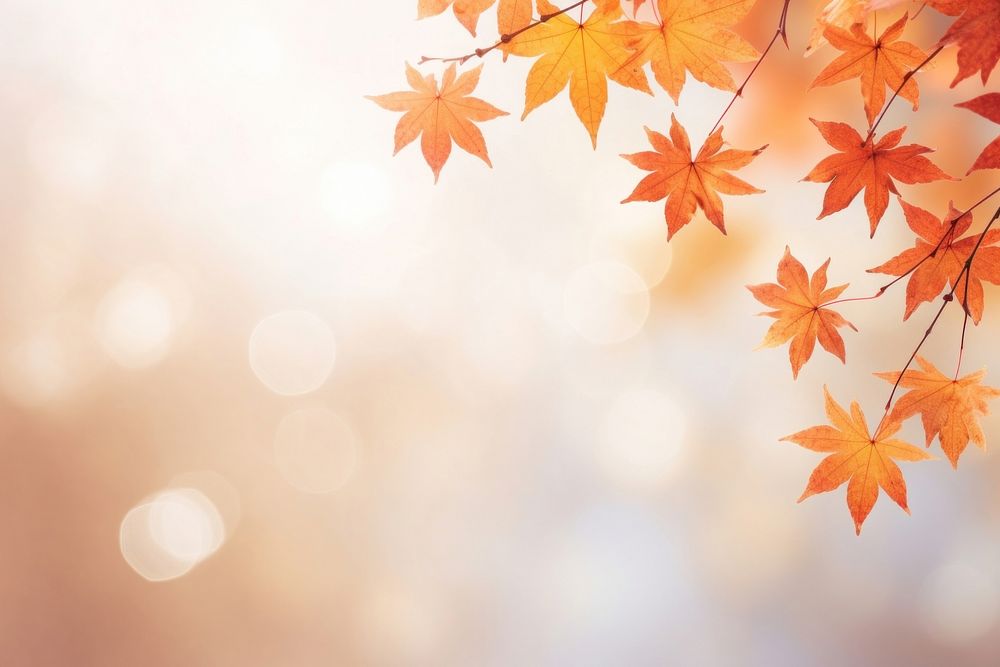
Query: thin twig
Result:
<box><xmin>864</xmin><ymin>44</ymin><xmax>943</xmax><ymax>144</ymax></box>
<box><xmin>956</xmin><ymin>280</ymin><xmax>971</xmax><ymax>379</ymax></box>
<box><xmin>954</xmin><ymin>204</ymin><xmax>1000</xmax><ymax>378</ymax></box>
<box><xmin>707</xmin><ymin>0</ymin><xmax>793</xmax><ymax>136</ymax></box>
<box><xmin>419</xmin><ymin>0</ymin><xmax>590</xmax><ymax>65</ymax></box>
<box><xmin>820</xmin><ymin>186</ymin><xmax>1000</xmax><ymax>309</ymax></box>
<box><xmin>878</xmin><ymin>203</ymin><xmax>1000</xmax><ymax>430</ymax></box>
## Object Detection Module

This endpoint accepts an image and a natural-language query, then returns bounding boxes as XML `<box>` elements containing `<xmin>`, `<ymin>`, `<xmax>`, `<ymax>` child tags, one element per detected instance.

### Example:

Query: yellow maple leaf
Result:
<box><xmin>503</xmin><ymin>0</ymin><xmax>652</xmax><ymax>147</ymax></box>
<box><xmin>617</xmin><ymin>0</ymin><xmax>759</xmax><ymax>103</ymax></box>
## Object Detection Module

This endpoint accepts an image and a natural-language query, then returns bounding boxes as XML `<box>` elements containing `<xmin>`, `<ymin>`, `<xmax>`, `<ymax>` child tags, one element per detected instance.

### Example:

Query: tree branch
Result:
<box><xmin>864</xmin><ymin>44</ymin><xmax>943</xmax><ymax>144</ymax></box>
<box><xmin>419</xmin><ymin>0</ymin><xmax>591</xmax><ymax>65</ymax></box>
<box><xmin>707</xmin><ymin>0</ymin><xmax>793</xmax><ymax>136</ymax></box>
<box><xmin>820</xmin><ymin>185</ymin><xmax>1000</xmax><ymax>309</ymax></box>
<box><xmin>879</xmin><ymin>202</ymin><xmax>1000</xmax><ymax>429</ymax></box>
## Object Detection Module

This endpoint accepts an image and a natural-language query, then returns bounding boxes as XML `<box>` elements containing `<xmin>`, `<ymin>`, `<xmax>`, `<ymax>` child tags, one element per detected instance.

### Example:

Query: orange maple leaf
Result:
<box><xmin>747</xmin><ymin>247</ymin><xmax>857</xmax><ymax>379</ymax></box>
<box><xmin>938</xmin><ymin>0</ymin><xmax>1000</xmax><ymax>86</ymax></box>
<box><xmin>620</xmin><ymin>114</ymin><xmax>766</xmax><ymax>239</ymax></box>
<box><xmin>956</xmin><ymin>92</ymin><xmax>1000</xmax><ymax>173</ymax></box>
<box><xmin>868</xmin><ymin>199</ymin><xmax>1000</xmax><ymax>323</ymax></box>
<box><xmin>803</xmin><ymin>119</ymin><xmax>951</xmax><ymax>236</ymax></box>
<box><xmin>806</xmin><ymin>1</ymin><xmax>965</xmax><ymax>55</ymax></box>
<box><xmin>418</xmin><ymin>0</ymin><xmax>496</xmax><ymax>36</ymax></box>
<box><xmin>502</xmin><ymin>0</ymin><xmax>651</xmax><ymax>147</ymax></box>
<box><xmin>876</xmin><ymin>356</ymin><xmax>1000</xmax><ymax>468</ymax></box>
<box><xmin>618</xmin><ymin>0</ymin><xmax>759</xmax><ymax>103</ymax></box>
<box><xmin>367</xmin><ymin>63</ymin><xmax>508</xmax><ymax>182</ymax></box>
<box><xmin>497</xmin><ymin>0</ymin><xmax>533</xmax><ymax>36</ymax></box>
<box><xmin>782</xmin><ymin>387</ymin><xmax>933</xmax><ymax>535</ymax></box>
<box><xmin>810</xmin><ymin>14</ymin><xmax>927</xmax><ymax>125</ymax></box>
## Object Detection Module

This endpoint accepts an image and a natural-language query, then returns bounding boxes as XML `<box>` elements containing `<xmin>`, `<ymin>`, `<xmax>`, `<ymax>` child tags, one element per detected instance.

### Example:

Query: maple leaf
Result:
<box><xmin>810</xmin><ymin>14</ymin><xmax>927</xmax><ymax>126</ymax></box>
<box><xmin>497</xmin><ymin>0</ymin><xmax>533</xmax><ymax>36</ymax></box>
<box><xmin>868</xmin><ymin>199</ymin><xmax>1000</xmax><ymax>323</ymax></box>
<box><xmin>502</xmin><ymin>0</ymin><xmax>651</xmax><ymax>147</ymax></box>
<box><xmin>620</xmin><ymin>114</ymin><xmax>766</xmax><ymax>239</ymax></box>
<box><xmin>782</xmin><ymin>387</ymin><xmax>933</xmax><ymax>535</ymax></box>
<box><xmin>617</xmin><ymin>0</ymin><xmax>759</xmax><ymax>103</ymax></box>
<box><xmin>876</xmin><ymin>356</ymin><xmax>1000</xmax><ymax>468</ymax></box>
<box><xmin>956</xmin><ymin>93</ymin><xmax>1000</xmax><ymax>173</ymax></box>
<box><xmin>747</xmin><ymin>247</ymin><xmax>857</xmax><ymax>379</ymax></box>
<box><xmin>803</xmin><ymin>119</ymin><xmax>952</xmax><ymax>237</ymax></box>
<box><xmin>938</xmin><ymin>0</ymin><xmax>1000</xmax><ymax>86</ymax></box>
<box><xmin>805</xmin><ymin>0</ymin><xmax>964</xmax><ymax>54</ymax></box>
<box><xmin>418</xmin><ymin>0</ymin><xmax>497</xmax><ymax>36</ymax></box>
<box><xmin>805</xmin><ymin>0</ymin><xmax>869</xmax><ymax>56</ymax></box>
<box><xmin>367</xmin><ymin>63</ymin><xmax>508</xmax><ymax>182</ymax></box>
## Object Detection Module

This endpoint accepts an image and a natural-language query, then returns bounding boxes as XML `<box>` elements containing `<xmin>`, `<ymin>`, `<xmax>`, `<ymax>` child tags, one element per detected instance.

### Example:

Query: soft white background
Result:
<box><xmin>1</xmin><ymin>0</ymin><xmax>999</xmax><ymax>664</ymax></box>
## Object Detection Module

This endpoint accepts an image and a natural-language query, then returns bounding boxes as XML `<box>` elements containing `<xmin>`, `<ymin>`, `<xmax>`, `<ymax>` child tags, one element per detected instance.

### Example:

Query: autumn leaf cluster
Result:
<box><xmin>372</xmin><ymin>0</ymin><xmax>772</xmax><ymax>239</ymax></box>
<box><xmin>748</xmin><ymin>0</ymin><xmax>1000</xmax><ymax>533</ymax></box>
<box><xmin>371</xmin><ymin>0</ymin><xmax>1000</xmax><ymax>535</ymax></box>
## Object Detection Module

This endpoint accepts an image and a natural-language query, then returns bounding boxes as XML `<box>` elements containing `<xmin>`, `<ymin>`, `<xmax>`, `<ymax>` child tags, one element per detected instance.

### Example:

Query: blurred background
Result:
<box><xmin>1</xmin><ymin>0</ymin><xmax>999</xmax><ymax>664</ymax></box>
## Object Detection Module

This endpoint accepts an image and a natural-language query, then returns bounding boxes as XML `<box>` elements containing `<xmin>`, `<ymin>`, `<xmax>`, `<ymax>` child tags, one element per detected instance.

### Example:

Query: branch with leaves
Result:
<box><xmin>749</xmin><ymin>0</ymin><xmax>1000</xmax><ymax>533</ymax></box>
<box><xmin>370</xmin><ymin>0</ymin><xmax>1000</xmax><ymax>534</ymax></box>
